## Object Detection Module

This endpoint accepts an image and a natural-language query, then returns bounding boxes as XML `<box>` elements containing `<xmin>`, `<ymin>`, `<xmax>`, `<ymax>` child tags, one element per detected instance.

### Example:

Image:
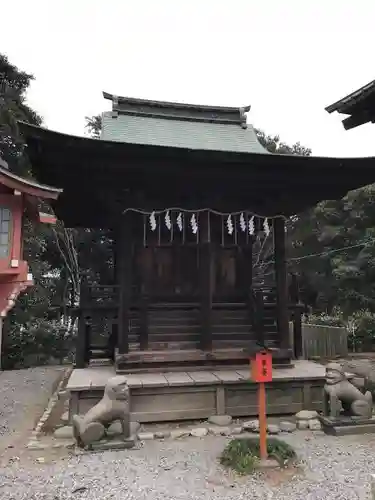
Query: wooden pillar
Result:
<box><xmin>139</xmin><ymin>293</ymin><xmax>149</xmax><ymax>350</ymax></box>
<box><xmin>273</xmin><ymin>217</ymin><xmax>290</xmax><ymax>350</ymax></box>
<box><xmin>242</xmin><ymin>242</ymin><xmax>253</xmax><ymax>331</ymax></box>
<box><xmin>76</xmin><ymin>278</ymin><xmax>89</xmax><ymax>368</ymax></box>
<box><xmin>200</xmin><ymin>211</ymin><xmax>212</xmax><ymax>351</ymax></box>
<box><xmin>112</xmin><ymin>227</ymin><xmax>119</xmax><ymax>285</ymax></box>
<box><xmin>253</xmin><ymin>290</ymin><xmax>265</xmax><ymax>345</ymax></box>
<box><xmin>290</xmin><ymin>273</ymin><xmax>303</xmax><ymax>358</ymax></box>
<box><xmin>118</xmin><ymin>213</ymin><xmax>133</xmax><ymax>355</ymax></box>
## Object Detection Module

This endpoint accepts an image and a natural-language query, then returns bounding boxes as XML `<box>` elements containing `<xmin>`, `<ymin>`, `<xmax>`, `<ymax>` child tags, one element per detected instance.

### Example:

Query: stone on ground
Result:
<box><xmin>207</xmin><ymin>415</ymin><xmax>232</xmax><ymax>426</ymax></box>
<box><xmin>61</xmin><ymin>411</ymin><xmax>69</xmax><ymax>424</ymax></box>
<box><xmin>208</xmin><ymin>426</ymin><xmax>231</xmax><ymax>436</ymax></box>
<box><xmin>243</xmin><ymin>419</ymin><xmax>260</xmax><ymax>432</ymax></box>
<box><xmin>279</xmin><ymin>421</ymin><xmax>297</xmax><ymax>433</ymax></box>
<box><xmin>267</xmin><ymin>424</ymin><xmax>280</xmax><ymax>434</ymax></box>
<box><xmin>53</xmin><ymin>426</ymin><xmax>74</xmax><ymax>439</ymax></box>
<box><xmin>231</xmin><ymin>426</ymin><xmax>243</xmax><ymax>435</ymax></box>
<box><xmin>295</xmin><ymin>410</ymin><xmax>318</xmax><ymax>420</ymax></box>
<box><xmin>308</xmin><ymin>419</ymin><xmax>322</xmax><ymax>430</ymax></box>
<box><xmin>190</xmin><ymin>427</ymin><xmax>208</xmax><ymax>437</ymax></box>
<box><xmin>154</xmin><ymin>431</ymin><xmax>171</xmax><ymax>439</ymax></box>
<box><xmin>170</xmin><ymin>429</ymin><xmax>190</xmax><ymax>439</ymax></box>
<box><xmin>107</xmin><ymin>421</ymin><xmax>141</xmax><ymax>436</ymax></box>
<box><xmin>297</xmin><ymin>420</ymin><xmax>309</xmax><ymax>430</ymax></box>
<box><xmin>138</xmin><ymin>432</ymin><xmax>154</xmax><ymax>440</ymax></box>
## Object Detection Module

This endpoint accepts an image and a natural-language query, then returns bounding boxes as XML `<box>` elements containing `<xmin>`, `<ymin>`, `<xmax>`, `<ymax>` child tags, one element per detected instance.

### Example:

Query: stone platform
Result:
<box><xmin>319</xmin><ymin>415</ymin><xmax>375</xmax><ymax>436</ymax></box>
<box><xmin>66</xmin><ymin>360</ymin><xmax>326</xmax><ymax>424</ymax></box>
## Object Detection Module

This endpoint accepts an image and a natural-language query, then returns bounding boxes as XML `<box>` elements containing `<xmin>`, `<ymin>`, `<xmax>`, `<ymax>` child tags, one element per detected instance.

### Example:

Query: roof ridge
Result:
<box><xmin>103</xmin><ymin>91</ymin><xmax>250</xmax><ymax>114</ymax></box>
<box><xmin>103</xmin><ymin>91</ymin><xmax>250</xmax><ymax>126</ymax></box>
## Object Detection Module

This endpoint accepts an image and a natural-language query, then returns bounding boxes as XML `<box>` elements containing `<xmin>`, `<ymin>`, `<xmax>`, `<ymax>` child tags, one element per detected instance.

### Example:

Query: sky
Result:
<box><xmin>1</xmin><ymin>0</ymin><xmax>375</xmax><ymax>158</ymax></box>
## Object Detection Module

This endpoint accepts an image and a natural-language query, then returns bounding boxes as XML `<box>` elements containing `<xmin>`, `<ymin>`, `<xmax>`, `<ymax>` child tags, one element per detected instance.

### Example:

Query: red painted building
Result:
<box><xmin>0</xmin><ymin>157</ymin><xmax>61</xmax><ymax>366</ymax></box>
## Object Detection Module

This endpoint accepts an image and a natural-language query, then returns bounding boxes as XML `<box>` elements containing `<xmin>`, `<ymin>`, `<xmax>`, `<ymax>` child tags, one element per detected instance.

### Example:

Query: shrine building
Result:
<box><xmin>19</xmin><ymin>92</ymin><xmax>375</xmax><ymax>375</ymax></box>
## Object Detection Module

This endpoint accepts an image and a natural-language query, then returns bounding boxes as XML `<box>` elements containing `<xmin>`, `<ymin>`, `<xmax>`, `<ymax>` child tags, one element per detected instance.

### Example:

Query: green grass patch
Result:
<box><xmin>220</xmin><ymin>437</ymin><xmax>297</xmax><ymax>475</ymax></box>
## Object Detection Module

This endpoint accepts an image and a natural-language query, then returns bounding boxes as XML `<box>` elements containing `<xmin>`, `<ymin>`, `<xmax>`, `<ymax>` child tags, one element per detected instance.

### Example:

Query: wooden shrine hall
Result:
<box><xmin>19</xmin><ymin>93</ymin><xmax>375</xmax><ymax>374</ymax></box>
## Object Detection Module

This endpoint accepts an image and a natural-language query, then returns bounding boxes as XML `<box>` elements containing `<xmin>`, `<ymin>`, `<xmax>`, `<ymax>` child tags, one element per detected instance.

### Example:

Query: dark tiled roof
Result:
<box><xmin>101</xmin><ymin>112</ymin><xmax>269</xmax><ymax>154</ymax></box>
<box><xmin>101</xmin><ymin>92</ymin><xmax>269</xmax><ymax>154</ymax></box>
<box><xmin>325</xmin><ymin>79</ymin><xmax>375</xmax><ymax>130</ymax></box>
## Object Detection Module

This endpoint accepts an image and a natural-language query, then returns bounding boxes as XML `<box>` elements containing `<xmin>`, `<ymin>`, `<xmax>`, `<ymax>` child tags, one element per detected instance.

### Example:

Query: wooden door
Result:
<box><xmin>136</xmin><ymin>245</ymin><xmax>200</xmax><ymax>301</ymax></box>
<box><xmin>212</xmin><ymin>247</ymin><xmax>247</xmax><ymax>302</ymax></box>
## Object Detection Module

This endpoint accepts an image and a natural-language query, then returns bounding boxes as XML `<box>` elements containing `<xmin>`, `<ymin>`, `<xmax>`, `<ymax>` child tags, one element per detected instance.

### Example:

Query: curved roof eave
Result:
<box><xmin>19</xmin><ymin>120</ymin><xmax>375</xmax><ymax>166</ymax></box>
<box><xmin>0</xmin><ymin>156</ymin><xmax>62</xmax><ymax>199</ymax></box>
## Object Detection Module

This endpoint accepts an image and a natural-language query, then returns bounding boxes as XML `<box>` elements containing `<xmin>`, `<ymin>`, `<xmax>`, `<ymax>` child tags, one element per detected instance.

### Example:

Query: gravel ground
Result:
<box><xmin>0</xmin><ymin>367</ymin><xmax>64</xmax><ymax>455</ymax></box>
<box><xmin>1</xmin><ymin>364</ymin><xmax>375</xmax><ymax>499</ymax></box>
<box><xmin>1</xmin><ymin>432</ymin><xmax>375</xmax><ymax>500</ymax></box>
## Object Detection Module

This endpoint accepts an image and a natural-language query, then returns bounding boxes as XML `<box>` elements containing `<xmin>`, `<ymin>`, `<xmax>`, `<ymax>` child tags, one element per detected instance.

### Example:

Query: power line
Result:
<box><xmin>253</xmin><ymin>238</ymin><xmax>375</xmax><ymax>277</ymax></box>
<box><xmin>287</xmin><ymin>238</ymin><xmax>375</xmax><ymax>263</ymax></box>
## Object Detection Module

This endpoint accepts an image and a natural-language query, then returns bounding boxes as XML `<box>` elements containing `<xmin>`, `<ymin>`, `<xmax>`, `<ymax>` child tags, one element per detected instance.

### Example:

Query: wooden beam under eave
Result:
<box><xmin>342</xmin><ymin>111</ymin><xmax>375</xmax><ymax>130</ymax></box>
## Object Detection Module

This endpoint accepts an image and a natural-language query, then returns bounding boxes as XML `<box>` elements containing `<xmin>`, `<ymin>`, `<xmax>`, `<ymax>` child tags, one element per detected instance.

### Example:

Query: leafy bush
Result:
<box><xmin>304</xmin><ymin>307</ymin><xmax>375</xmax><ymax>352</ymax></box>
<box><xmin>303</xmin><ymin>307</ymin><xmax>346</xmax><ymax>328</ymax></box>
<box><xmin>348</xmin><ymin>309</ymin><xmax>375</xmax><ymax>351</ymax></box>
<box><xmin>220</xmin><ymin>437</ymin><xmax>296</xmax><ymax>475</ymax></box>
<box><xmin>2</xmin><ymin>319</ymin><xmax>75</xmax><ymax>370</ymax></box>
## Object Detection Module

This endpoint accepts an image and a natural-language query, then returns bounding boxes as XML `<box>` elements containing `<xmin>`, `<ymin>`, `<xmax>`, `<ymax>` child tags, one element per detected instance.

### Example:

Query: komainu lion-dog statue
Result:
<box><xmin>324</xmin><ymin>362</ymin><xmax>373</xmax><ymax>419</ymax></box>
<box><xmin>73</xmin><ymin>376</ymin><xmax>130</xmax><ymax>448</ymax></box>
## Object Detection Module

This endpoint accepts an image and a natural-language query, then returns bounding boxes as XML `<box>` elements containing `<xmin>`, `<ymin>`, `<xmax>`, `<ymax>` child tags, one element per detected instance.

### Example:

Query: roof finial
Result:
<box><xmin>239</xmin><ymin>106</ymin><xmax>249</xmax><ymax>129</ymax></box>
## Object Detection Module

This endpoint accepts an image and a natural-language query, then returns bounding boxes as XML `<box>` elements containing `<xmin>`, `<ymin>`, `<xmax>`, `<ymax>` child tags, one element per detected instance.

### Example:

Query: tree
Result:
<box><xmin>85</xmin><ymin>114</ymin><xmax>102</xmax><ymax>139</ymax></box>
<box><xmin>256</xmin><ymin>129</ymin><xmax>312</xmax><ymax>156</ymax></box>
<box><xmin>0</xmin><ymin>54</ymin><xmax>41</xmax><ymax>175</ymax></box>
<box><xmin>0</xmin><ymin>54</ymin><xmax>75</xmax><ymax>368</ymax></box>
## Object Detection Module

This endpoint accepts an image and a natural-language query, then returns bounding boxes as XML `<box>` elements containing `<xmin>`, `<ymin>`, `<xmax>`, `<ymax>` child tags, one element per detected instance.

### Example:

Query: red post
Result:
<box><xmin>250</xmin><ymin>350</ymin><xmax>273</xmax><ymax>461</ymax></box>
<box><xmin>258</xmin><ymin>381</ymin><xmax>267</xmax><ymax>460</ymax></box>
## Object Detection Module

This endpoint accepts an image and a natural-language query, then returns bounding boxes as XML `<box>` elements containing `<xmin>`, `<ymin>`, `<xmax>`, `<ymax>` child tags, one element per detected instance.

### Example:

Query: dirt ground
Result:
<box><xmin>0</xmin><ymin>366</ymin><xmax>69</xmax><ymax>466</ymax></box>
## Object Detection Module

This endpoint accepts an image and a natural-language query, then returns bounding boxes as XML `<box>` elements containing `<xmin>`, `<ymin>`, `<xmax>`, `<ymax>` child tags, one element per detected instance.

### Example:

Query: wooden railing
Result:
<box><xmin>300</xmin><ymin>323</ymin><xmax>348</xmax><ymax>359</ymax></box>
<box><xmin>76</xmin><ymin>278</ymin><xmax>304</xmax><ymax>366</ymax></box>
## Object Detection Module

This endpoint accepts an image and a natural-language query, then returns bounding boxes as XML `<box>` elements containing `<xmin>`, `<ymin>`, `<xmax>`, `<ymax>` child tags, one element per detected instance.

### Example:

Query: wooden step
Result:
<box><xmin>115</xmin><ymin>347</ymin><xmax>292</xmax><ymax>373</ymax></box>
<box><xmin>148</xmin><ymin>332</ymin><xmax>201</xmax><ymax>343</ymax></box>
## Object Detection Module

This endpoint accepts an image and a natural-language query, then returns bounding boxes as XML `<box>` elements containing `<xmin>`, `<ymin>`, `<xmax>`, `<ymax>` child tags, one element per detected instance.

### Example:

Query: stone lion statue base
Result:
<box><xmin>323</xmin><ymin>362</ymin><xmax>373</xmax><ymax>419</ymax></box>
<box><xmin>73</xmin><ymin>375</ymin><xmax>133</xmax><ymax>448</ymax></box>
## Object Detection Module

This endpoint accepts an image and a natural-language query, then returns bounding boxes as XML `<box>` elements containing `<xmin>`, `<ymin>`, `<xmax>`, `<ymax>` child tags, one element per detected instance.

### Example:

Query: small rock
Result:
<box><xmin>257</xmin><ymin>458</ymin><xmax>280</xmax><ymax>470</ymax></box>
<box><xmin>72</xmin><ymin>487</ymin><xmax>88</xmax><ymax>494</ymax></box>
<box><xmin>107</xmin><ymin>421</ymin><xmax>141</xmax><ymax>436</ymax></box>
<box><xmin>90</xmin><ymin>438</ymin><xmax>135</xmax><ymax>451</ymax></box>
<box><xmin>295</xmin><ymin>410</ymin><xmax>318</xmax><ymax>420</ymax></box>
<box><xmin>54</xmin><ymin>426</ymin><xmax>74</xmax><ymax>439</ymax></box>
<box><xmin>309</xmin><ymin>419</ymin><xmax>322</xmax><ymax>430</ymax></box>
<box><xmin>208</xmin><ymin>427</ymin><xmax>221</xmax><ymax>436</ymax></box>
<box><xmin>297</xmin><ymin>420</ymin><xmax>309</xmax><ymax>430</ymax></box>
<box><xmin>279</xmin><ymin>421</ymin><xmax>297</xmax><ymax>433</ymax></box>
<box><xmin>207</xmin><ymin>415</ymin><xmax>232</xmax><ymax>426</ymax></box>
<box><xmin>170</xmin><ymin>429</ymin><xmax>190</xmax><ymax>439</ymax></box>
<box><xmin>27</xmin><ymin>442</ymin><xmax>46</xmax><ymax>450</ymax></box>
<box><xmin>61</xmin><ymin>411</ymin><xmax>69</xmax><ymax>424</ymax></box>
<box><xmin>231</xmin><ymin>426</ymin><xmax>243</xmax><ymax>435</ymax></box>
<box><xmin>243</xmin><ymin>420</ymin><xmax>260</xmax><ymax>432</ymax></box>
<box><xmin>267</xmin><ymin>424</ymin><xmax>280</xmax><ymax>435</ymax></box>
<box><xmin>154</xmin><ymin>431</ymin><xmax>170</xmax><ymax>439</ymax></box>
<box><xmin>138</xmin><ymin>432</ymin><xmax>154</xmax><ymax>440</ymax></box>
<box><xmin>208</xmin><ymin>426</ymin><xmax>231</xmax><ymax>436</ymax></box>
<box><xmin>190</xmin><ymin>427</ymin><xmax>208</xmax><ymax>437</ymax></box>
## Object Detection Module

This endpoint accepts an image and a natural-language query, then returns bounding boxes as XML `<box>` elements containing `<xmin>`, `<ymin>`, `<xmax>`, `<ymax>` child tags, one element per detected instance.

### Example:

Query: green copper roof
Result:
<box><xmin>100</xmin><ymin>93</ymin><xmax>269</xmax><ymax>154</ymax></box>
